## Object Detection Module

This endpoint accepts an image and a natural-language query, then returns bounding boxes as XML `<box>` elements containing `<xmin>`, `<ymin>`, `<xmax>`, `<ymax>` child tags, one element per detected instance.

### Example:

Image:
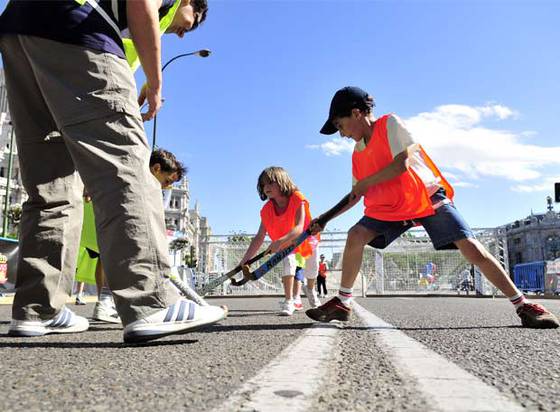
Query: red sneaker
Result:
<box><xmin>306</xmin><ymin>297</ymin><xmax>351</xmax><ymax>322</ymax></box>
<box><xmin>293</xmin><ymin>301</ymin><xmax>304</xmax><ymax>311</ymax></box>
<box><xmin>516</xmin><ymin>302</ymin><xmax>559</xmax><ymax>329</ymax></box>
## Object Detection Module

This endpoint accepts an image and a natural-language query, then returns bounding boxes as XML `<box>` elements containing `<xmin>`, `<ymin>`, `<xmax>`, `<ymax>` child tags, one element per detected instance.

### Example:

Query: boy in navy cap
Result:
<box><xmin>307</xmin><ymin>86</ymin><xmax>559</xmax><ymax>329</ymax></box>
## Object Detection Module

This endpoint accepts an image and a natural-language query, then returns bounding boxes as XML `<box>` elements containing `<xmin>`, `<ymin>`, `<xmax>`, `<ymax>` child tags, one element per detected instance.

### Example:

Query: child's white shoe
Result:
<box><xmin>279</xmin><ymin>300</ymin><xmax>295</xmax><ymax>316</ymax></box>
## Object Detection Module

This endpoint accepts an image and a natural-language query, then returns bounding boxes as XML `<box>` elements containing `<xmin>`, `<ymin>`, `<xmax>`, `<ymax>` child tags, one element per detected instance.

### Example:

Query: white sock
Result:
<box><xmin>509</xmin><ymin>291</ymin><xmax>529</xmax><ymax>309</ymax></box>
<box><xmin>338</xmin><ymin>287</ymin><xmax>353</xmax><ymax>307</ymax></box>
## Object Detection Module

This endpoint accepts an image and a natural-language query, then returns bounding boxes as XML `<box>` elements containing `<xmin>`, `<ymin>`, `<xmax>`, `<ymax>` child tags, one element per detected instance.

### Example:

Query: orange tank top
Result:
<box><xmin>260</xmin><ymin>191</ymin><xmax>316</xmax><ymax>257</ymax></box>
<box><xmin>352</xmin><ymin>114</ymin><xmax>454</xmax><ymax>221</ymax></box>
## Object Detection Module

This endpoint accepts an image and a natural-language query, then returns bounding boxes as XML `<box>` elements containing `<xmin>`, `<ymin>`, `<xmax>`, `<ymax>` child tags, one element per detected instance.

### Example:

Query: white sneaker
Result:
<box><xmin>8</xmin><ymin>306</ymin><xmax>89</xmax><ymax>337</ymax></box>
<box><xmin>92</xmin><ymin>300</ymin><xmax>121</xmax><ymax>324</ymax></box>
<box><xmin>293</xmin><ymin>298</ymin><xmax>304</xmax><ymax>311</ymax></box>
<box><xmin>306</xmin><ymin>287</ymin><xmax>321</xmax><ymax>309</ymax></box>
<box><xmin>123</xmin><ymin>299</ymin><xmax>226</xmax><ymax>343</ymax></box>
<box><xmin>279</xmin><ymin>300</ymin><xmax>295</xmax><ymax>316</ymax></box>
<box><xmin>75</xmin><ymin>295</ymin><xmax>86</xmax><ymax>305</ymax></box>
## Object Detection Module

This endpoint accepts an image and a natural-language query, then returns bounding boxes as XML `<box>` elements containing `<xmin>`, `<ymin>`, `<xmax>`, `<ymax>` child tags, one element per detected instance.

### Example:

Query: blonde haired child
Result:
<box><xmin>240</xmin><ymin>167</ymin><xmax>321</xmax><ymax>315</ymax></box>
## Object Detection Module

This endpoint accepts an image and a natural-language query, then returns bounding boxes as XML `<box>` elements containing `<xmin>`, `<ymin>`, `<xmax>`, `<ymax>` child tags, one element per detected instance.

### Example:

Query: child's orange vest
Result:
<box><xmin>352</xmin><ymin>114</ymin><xmax>454</xmax><ymax>221</ymax></box>
<box><xmin>260</xmin><ymin>191</ymin><xmax>316</xmax><ymax>257</ymax></box>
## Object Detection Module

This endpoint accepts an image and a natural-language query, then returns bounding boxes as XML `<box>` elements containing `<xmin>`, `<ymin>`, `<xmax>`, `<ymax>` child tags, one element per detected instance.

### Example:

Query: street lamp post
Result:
<box><xmin>151</xmin><ymin>49</ymin><xmax>211</xmax><ymax>149</ymax></box>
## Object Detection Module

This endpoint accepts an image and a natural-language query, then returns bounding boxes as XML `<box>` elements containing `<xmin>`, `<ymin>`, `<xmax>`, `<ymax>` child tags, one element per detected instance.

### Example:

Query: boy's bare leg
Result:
<box><xmin>456</xmin><ymin>237</ymin><xmax>558</xmax><ymax>328</ymax></box>
<box><xmin>340</xmin><ymin>225</ymin><xmax>378</xmax><ymax>290</ymax></box>
<box><xmin>306</xmin><ymin>224</ymin><xmax>379</xmax><ymax>322</ymax></box>
<box><xmin>454</xmin><ymin>238</ymin><xmax>518</xmax><ymax>297</ymax></box>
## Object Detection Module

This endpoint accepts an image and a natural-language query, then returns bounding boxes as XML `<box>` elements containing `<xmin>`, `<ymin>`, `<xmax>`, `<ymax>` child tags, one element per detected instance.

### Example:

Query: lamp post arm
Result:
<box><xmin>162</xmin><ymin>52</ymin><xmax>198</xmax><ymax>72</ymax></box>
<box><xmin>151</xmin><ymin>49</ymin><xmax>211</xmax><ymax>149</ymax></box>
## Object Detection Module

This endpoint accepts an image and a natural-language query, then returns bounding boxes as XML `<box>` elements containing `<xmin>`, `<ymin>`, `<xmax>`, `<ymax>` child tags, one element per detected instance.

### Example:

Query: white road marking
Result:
<box><xmin>353</xmin><ymin>302</ymin><xmax>525</xmax><ymax>412</ymax></box>
<box><xmin>213</xmin><ymin>324</ymin><xmax>339</xmax><ymax>412</ymax></box>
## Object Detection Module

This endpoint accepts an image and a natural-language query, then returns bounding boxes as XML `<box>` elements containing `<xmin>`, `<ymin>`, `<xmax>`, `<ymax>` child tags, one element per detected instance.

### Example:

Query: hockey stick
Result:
<box><xmin>165</xmin><ymin>268</ymin><xmax>208</xmax><ymax>306</ymax></box>
<box><xmin>231</xmin><ymin>194</ymin><xmax>352</xmax><ymax>286</ymax></box>
<box><xmin>197</xmin><ymin>249</ymin><xmax>270</xmax><ymax>296</ymax></box>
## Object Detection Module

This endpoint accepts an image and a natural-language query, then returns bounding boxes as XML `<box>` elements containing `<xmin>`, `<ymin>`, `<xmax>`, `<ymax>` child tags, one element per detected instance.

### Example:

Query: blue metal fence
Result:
<box><xmin>513</xmin><ymin>261</ymin><xmax>545</xmax><ymax>293</ymax></box>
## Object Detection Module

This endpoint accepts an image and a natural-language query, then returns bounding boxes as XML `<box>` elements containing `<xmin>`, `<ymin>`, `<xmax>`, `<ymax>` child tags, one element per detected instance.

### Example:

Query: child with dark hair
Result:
<box><xmin>240</xmin><ymin>167</ymin><xmax>321</xmax><ymax>316</ymax></box>
<box><xmin>307</xmin><ymin>86</ymin><xmax>559</xmax><ymax>329</ymax></box>
<box><xmin>149</xmin><ymin>148</ymin><xmax>187</xmax><ymax>185</ymax></box>
<box><xmin>76</xmin><ymin>148</ymin><xmax>191</xmax><ymax>323</ymax></box>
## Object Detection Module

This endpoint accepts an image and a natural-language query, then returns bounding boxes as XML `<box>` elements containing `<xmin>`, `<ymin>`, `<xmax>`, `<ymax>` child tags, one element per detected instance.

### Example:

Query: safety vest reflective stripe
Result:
<box><xmin>74</xmin><ymin>0</ymin><xmax>181</xmax><ymax>72</ymax></box>
<box><xmin>79</xmin><ymin>0</ymin><xmax>121</xmax><ymax>38</ymax></box>
<box><xmin>123</xmin><ymin>0</ymin><xmax>181</xmax><ymax>71</ymax></box>
<box><xmin>110</xmin><ymin>0</ymin><xmax>119</xmax><ymax>23</ymax></box>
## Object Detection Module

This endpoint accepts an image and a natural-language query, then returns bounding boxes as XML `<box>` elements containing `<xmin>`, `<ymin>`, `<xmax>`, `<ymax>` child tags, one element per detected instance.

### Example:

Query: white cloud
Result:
<box><xmin>511</xmin><ymin>176</ymin><xmax>560</xmax><ymax>193</ymax></box>
<box><xmin>306</xmin><ymin>138</ymin><xmax>354</xmax><ymax>156</ymax></box>
<box><xmin>450</xmin><ymin>181</ymin><xmax>479</xmax><ymax>188</ymax></box>
<box><xmin>308</xmin><ymin>103</ymin><xmax>560</xmax><ymax>191</ymax></box>
<box><xmin>405</xmin><ymin>104</ymin><xmax>560</xmax><ymax>183</ymax></box>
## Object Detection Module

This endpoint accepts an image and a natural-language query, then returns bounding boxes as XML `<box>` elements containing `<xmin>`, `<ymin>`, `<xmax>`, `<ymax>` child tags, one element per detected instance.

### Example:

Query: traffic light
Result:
<box><xmin>555</xmin><ymin>182</ymin><xmax>560</xmax><ymax>203</ymax></box>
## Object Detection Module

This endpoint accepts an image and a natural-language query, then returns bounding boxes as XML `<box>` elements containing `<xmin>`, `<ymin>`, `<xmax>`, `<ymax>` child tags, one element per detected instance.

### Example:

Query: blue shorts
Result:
<box><xmin>357</xmin><ymin>188</ymin><xmax>475</xmax><ymax>250</ymax></box>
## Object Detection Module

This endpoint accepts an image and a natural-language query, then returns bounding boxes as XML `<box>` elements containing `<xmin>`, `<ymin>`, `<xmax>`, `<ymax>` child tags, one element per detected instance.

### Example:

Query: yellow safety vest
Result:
<box><xmin>74</xmin><ymin>0</ymin><xmax>181</xmax><ymax>71</ymax></box>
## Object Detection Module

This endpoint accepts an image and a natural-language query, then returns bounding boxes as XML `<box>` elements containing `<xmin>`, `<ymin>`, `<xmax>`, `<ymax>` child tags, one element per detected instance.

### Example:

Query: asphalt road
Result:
<box><xmin>0</xmin><ymin>296</ymin><xmax>558</xmax><ymax>411</ymax></box>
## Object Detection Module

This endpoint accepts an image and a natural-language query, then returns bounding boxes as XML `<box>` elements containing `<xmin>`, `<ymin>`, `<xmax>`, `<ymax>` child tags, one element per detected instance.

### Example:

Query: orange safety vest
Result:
<box><xmin>318</xmin><ymin>262</ymin><xmax>328</xmax><ymax>277</ymax></box>
<box><xmin>352</xmin><ymin>114</ymin><xmax>454</xmax><ymax>221</ymax></box>
<box><xmin>260</xmin><ymin>191</ymin><xmax>316</xmax><ymax>258</ymax></box>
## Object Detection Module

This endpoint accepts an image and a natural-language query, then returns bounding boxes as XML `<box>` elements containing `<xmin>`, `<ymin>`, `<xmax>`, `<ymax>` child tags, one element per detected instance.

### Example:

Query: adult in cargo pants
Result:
<box><xmin>0</xmin><ymin>0</ymin><xmax>224</xmax><ymax>343</ymax></box>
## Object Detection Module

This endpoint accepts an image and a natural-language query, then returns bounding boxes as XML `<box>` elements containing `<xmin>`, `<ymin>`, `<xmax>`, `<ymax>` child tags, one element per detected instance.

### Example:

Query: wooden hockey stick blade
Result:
<box><xmin>230</xmin><ymin>264</ymin><xmax>253</xmax><ymax>287</ymax></box>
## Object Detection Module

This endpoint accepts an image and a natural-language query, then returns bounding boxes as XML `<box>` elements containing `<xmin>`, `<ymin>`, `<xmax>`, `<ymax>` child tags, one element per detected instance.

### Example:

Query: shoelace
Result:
<box><xmin>524</xmin><ymin>303</ymin><xmax>545</xmax><ymax>315</ymax></box>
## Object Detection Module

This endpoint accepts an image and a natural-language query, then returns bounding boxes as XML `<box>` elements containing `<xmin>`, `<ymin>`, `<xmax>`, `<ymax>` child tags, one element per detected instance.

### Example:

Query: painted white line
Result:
<box><xmin>353</xmin><ymin>302</ymin><xmax>525</xmax><ymax>412</ymax></box>
<box><xmin>213</xmin><ymin>324</ymin><xmax>339</xmax><ymax>412</ymax></box>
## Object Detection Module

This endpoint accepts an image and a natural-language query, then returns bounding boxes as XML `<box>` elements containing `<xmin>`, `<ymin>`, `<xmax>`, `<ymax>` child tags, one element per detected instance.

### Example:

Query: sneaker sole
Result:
<box><xmin>93</xmin><ymin>314</ymin><xmax>121</xmax><ymax>324</ymax></box>
<box><xmin>305</xmin><ymin>309</ymin><xmax>350</xmax><ymax>323</ymax></box>
<box><xmin>520</xmin><ymin>318</ymin><xmax>560</xmax><ymax>329</ymax></box>
<box><xmin>123</xmin><ymin>311</ymin><xmax>226</xmax><ymax>344</ymax></box>
<box><xmin>8</xmin><ymin>319</ymin><xmax>89</xmax><ymax>337</ymax></box>
<box><xmin>8</xmin><ymin>328</ymin><xmax>47</xmax><ymax>337</ymax></box>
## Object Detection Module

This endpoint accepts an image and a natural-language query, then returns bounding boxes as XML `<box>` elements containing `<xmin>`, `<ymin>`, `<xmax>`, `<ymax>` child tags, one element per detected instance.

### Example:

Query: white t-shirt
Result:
<box><xmin>352</xmin><ymin>114</ymin><xmax>441</xmax><ymax>196</ymax></box>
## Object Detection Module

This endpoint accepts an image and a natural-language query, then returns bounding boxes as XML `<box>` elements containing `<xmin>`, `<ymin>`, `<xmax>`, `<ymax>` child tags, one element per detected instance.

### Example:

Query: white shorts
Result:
<box><xmin>282</xmin><ymin>247</ymin><xmax>319</xmax><ymax>280</ymax></box>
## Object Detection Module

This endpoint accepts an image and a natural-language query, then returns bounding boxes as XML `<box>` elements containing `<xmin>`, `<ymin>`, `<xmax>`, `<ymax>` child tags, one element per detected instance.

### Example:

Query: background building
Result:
<box><xmin>501</xmin><ymin>196</ymin><xmax>560</xmax><ymax>269</ymax></box>
<box><xmin>164</xmin><ymin>178</ymin><xmax>212</xmax><ymax>268</ymax></box>
<box><xmin>0</xmin><ymin>70</ymin><xmax>26</xmax><ymax>237</ymax></box>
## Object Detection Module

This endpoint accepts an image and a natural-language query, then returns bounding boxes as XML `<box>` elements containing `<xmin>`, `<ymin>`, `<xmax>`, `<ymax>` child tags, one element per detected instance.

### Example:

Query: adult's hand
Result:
<box><xmin>138</xmin><ymin>83</ymin><xmax>162</xmax><ymax>121</ymax></box>
<box><xmin>127</xmin><ymin>0</ymin><xmax>163</xmax><ymax>121</ymax></box>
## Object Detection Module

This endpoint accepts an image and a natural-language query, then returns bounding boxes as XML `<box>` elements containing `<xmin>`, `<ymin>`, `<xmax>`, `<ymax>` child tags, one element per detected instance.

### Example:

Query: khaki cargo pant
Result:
<box><xmin>0</xmin><ymin>35</ymin><xmax>179</xmax><ymax>325</ymax></box>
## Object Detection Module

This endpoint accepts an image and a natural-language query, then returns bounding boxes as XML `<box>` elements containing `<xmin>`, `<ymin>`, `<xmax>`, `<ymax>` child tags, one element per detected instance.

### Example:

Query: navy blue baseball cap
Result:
<box><xmin>320</xmin><ymin>86</ymin><xmax>375</xmax><ymax>135</ymax></box>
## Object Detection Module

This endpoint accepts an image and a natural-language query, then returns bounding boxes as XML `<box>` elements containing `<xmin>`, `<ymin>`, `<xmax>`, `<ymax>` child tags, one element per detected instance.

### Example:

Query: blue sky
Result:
<box><xmin>3</xmin><ymin>0</ymin><xmax>560</xmax><ymax>236</ymax></box>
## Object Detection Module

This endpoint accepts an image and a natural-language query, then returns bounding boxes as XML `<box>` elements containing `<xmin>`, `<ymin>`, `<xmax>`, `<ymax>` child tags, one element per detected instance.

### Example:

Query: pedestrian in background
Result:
<box><xmin>317</xmin><ymin>254</ymin><xmax>328</xmax><ymax>298</ymax></box>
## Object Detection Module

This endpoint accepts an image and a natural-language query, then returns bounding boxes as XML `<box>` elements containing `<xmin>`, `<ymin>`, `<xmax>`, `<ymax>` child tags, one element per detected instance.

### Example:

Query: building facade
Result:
<box><xmin>0</xmin><ymin>70</ymin><xmax>26</xmax><ymax>236</ymax></box>
<box><xmin>162</xmin><ymin>173</ymin><xmax>212</xmax><ymax>268</ymax></box>
<box><xmin>501</xmin><ymin>197</ymin><xmax>560</xmax><ymax>269</ymax></box>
